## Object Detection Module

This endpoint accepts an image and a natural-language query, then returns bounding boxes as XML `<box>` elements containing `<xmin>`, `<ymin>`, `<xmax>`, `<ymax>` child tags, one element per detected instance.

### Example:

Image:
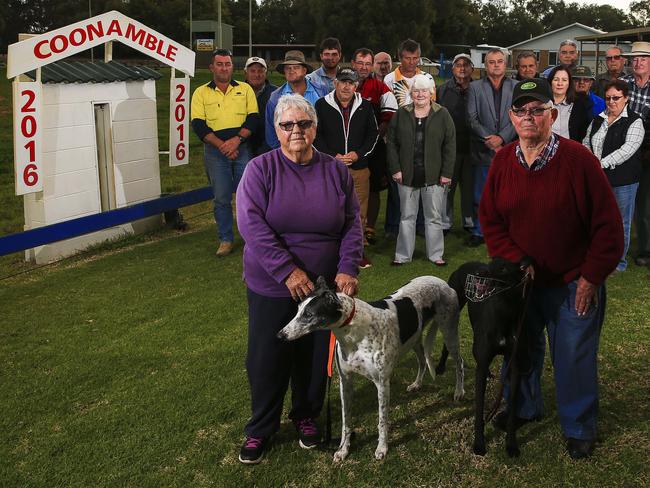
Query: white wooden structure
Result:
<box><xmin>6</xmin><ymin>12</ymin><xmax>195</xmax><ymax>263</ymax></box>
<box><xmin>507</xmin><ymin>23</ymin><xmax>613</xmax><ymax>70</ymax></box>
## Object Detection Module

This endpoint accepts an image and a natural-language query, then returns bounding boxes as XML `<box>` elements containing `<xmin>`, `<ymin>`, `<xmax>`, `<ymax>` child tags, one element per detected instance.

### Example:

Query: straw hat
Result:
<box><xmin>276</xmin><ymin>50</ymin><xmax>313</xmax><ymax>74</ymax></box>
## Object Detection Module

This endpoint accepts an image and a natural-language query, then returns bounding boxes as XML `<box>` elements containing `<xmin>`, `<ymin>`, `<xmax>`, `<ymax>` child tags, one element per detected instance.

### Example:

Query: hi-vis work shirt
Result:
<box><xmin>191</xmin><ymin>79</ymin><xmax>259</xmax><ymax>141</ymax></box>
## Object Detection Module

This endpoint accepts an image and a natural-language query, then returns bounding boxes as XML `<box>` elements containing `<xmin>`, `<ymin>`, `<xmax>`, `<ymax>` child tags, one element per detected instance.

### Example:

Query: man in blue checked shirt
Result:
<box><xmin>265</xmin><ymin>50</ymin><xmax>326</xmax><ymax>149</ymax></box>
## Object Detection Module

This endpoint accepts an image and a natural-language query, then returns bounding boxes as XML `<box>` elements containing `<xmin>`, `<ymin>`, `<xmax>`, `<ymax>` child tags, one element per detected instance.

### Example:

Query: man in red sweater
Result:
<box><xmin>479</xmin><ymin>78</ymin><xmax>623</xmax><ymax>459</ymax></box>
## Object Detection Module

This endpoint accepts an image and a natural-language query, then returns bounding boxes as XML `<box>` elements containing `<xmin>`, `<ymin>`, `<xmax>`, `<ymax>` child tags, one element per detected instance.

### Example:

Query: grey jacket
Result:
<box><xmin>467</xmin><ymin>77</ymin><xmax>517</xmax><ymax>166</ymax></box>
<box><xmin>386</xmin><ymin>102</ymin><xmax>456</xmax><ymax>187</ymax></box>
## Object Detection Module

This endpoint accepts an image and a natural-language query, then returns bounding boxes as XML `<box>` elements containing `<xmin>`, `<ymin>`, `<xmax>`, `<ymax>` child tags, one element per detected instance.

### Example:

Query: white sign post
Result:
<box><xmin>13</xmin><ymin>81</ymin><xmax>43</xmax><ymax>195</ymax></box>
<box><xmin>169</xmin><ymin>72</ymin><xmax>190</xmax><ymax>166</ymax></box>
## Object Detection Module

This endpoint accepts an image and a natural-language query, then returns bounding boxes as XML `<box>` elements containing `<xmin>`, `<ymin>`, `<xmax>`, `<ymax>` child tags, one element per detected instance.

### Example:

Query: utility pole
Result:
<box><xmin>218</xmin><ymin>0</ymin><xmax>222</xmax><ymax>48</ymax></box>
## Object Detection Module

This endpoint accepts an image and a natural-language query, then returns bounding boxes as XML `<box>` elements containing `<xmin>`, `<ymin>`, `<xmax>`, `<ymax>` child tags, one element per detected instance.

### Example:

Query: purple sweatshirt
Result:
<box><xmin>236</xmin><ymin>148</ymin><xmax>363</xmax><ymax>297</ymax></box>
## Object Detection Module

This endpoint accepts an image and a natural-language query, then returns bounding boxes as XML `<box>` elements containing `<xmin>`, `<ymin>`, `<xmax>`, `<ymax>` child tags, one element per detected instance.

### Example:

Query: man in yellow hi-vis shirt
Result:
<box><xmin>191</xmin><ymin>48</ymin><xmax>259</xmax><ymax>257</ymax></box>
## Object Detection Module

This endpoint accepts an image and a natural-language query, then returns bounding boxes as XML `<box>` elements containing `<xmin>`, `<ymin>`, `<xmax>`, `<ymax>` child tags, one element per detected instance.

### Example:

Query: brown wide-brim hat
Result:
<box><xmin>623</xmin><ymin>41</ymin><xmax>650</xmax><ymax>57</ymax></box>
<box><xmin>276</xmin><ymin>49</ymin><xmax>313</xmax><ymax>74</ymax></box>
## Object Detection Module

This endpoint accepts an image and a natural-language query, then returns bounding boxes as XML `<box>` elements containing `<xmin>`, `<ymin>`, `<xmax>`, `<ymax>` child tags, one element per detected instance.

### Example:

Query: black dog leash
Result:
<box><xmin>485</xmin><ymin>272</ymin><xmax>534</xmax><ymax>423</ymax></box>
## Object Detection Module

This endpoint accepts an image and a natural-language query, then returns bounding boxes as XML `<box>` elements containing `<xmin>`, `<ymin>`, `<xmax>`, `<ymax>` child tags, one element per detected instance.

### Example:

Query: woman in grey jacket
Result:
<box><xmin>387</xmin><ymin>74</ymin><xmax>456</xmax><ymax>266</ymax></box>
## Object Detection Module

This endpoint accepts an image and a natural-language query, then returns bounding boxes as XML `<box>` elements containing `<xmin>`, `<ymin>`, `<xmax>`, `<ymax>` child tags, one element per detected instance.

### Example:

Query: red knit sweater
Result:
<box><xmin>479</xmin><ymin>137</ymin><xmax>624</xmax><ymax>287</ymax></box>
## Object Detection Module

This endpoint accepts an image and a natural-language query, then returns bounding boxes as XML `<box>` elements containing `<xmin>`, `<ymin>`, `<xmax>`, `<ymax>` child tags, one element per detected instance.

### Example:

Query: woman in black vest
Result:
<box><xmin>584</xmin><ymin>79</ymin><xmax>646</xmax><ymax>271</ymax></box>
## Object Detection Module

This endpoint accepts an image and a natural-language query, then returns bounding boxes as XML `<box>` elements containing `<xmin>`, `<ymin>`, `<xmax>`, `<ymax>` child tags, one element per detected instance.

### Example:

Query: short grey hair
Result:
<box><xmin>410</xmin><ymin>74</ymin><xmax>435</xmax><ymax>95</ymax></box>
<box><xmin>273</xmin><ymin>94</ymin><xmax>318</xmax><ymax>127</ymax></box>
<box><xmin>560</xmin><ymin>39</ymin><xmax>578</xmax><ymax>49</ymax></box>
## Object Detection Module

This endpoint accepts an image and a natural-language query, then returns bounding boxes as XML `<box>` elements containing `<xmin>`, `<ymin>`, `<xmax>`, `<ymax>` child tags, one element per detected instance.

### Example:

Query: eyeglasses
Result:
<box><xmin>605</xmin><ymin>95</ymin><xmax>624</xmax><ymax>102</ymax></box>
<box><xmin>511</xmin><ymin>107</ymin><xmax>552</xmax><ymax>117</ymax></box>
<box><xmin>212</xmin><ymin>48</ymin><xmax>232</xmax><ymax>57</ymax></box>
<box><xmin>278</xmin><ymin>119</ymin><xmax>314</xmax><ymax>131</ymax></box>
<box><xmin>605</xmin><ymin>55</ymin><xmax>622</xmax><ymax>61</ymax></box>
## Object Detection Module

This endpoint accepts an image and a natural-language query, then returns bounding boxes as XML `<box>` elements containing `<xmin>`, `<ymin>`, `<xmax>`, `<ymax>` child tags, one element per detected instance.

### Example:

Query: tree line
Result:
<box><xmin>2</xmin><ymin>0</ymin><xmax>649</xmax><ymax>57</ymax></box>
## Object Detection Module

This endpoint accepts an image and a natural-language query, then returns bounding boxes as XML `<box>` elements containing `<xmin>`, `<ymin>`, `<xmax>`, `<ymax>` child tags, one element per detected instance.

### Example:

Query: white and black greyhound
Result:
<box><xmin>277</xmin><ymin>276</ymin><xmax>465</xmax><ymax>461</ymax></box>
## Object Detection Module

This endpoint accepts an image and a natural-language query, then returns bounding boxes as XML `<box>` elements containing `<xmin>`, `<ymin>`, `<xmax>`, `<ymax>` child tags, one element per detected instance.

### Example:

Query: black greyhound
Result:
<box><xmin>438</xmin><ymin>257</ymin><xmax>533</xmax><ymax>457</ymax></box>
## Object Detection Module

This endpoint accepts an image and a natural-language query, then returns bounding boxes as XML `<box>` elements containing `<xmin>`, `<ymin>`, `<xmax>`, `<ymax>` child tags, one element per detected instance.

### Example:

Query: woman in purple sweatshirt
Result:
<box><xmin>235</xmin><ymin>94</ymin><xmax>363</xmax><ymax>464</ymax></box>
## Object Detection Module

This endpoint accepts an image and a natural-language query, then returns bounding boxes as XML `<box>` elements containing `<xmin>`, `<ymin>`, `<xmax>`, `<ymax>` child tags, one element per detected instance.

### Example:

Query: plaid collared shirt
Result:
<box><xmin>620</xmin><ymin>74</ymin><xmax>650</xmax><ymax>122</ymax></box>
<box><xmin>515</xmin><ymin>132</ymin><xmax>560</xmax><ymax>171</ymax></box>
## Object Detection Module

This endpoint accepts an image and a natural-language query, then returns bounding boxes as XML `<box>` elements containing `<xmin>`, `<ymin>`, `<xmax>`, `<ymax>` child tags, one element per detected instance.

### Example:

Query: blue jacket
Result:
<box><xmin>264</xmin><ymin>79</ymin><xmax>325</xmax><ymax>149</ymax></box>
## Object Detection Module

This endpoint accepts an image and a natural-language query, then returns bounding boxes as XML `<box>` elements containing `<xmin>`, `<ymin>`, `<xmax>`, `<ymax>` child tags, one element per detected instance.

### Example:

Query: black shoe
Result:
<box><xmin>391</xmin><ymin>260</ymin><xmax>405</xmax><ymax>267</ymax></box>
<box><xmin>467</xmin><ymin>235</ymin><xmax>485</xmax><ymax>247</ymax></box>
<box><xmin>443</xmin><ymin>228</ymin><xmax>451</xmax><ymax>236</ymax></box>
<box><xmin>239</xmin><ymin>436</ymin><xmax>268</xmax><ymax>464</ymax></box>
<box><xmin>365</xmin><ymin>229</ymin><xmax>377</xmax><ymax>245</ymax></box>
<box><xmin>294</xmin><ymin>418</ymin><xmax>321</xmax><ymax>449</ymax></box>
<box><xmin>566</xmin><ymin>438</ymin><xmax>595</xmax><ymax>459</ymax></box>
<box><xmin>493</xmin><ymin>411</ymin><xmax>539</xmax><ymax>432</ymax></box>
<box><xmin>635</xmin><ymin>256</ymin><xmax>650</xmax><ymax>266</ymax></box>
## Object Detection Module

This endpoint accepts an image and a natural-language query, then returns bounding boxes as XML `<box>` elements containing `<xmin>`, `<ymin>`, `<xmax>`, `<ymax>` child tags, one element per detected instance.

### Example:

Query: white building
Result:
<box><xmin>507</xmin><ymin>22</ymin><xmax>614</xmax><ymax>71</ymax></box>
<box><xmin>22</xmin><ymin>60</ymin><xmax>163</xmax><ymax>263</ymax></box>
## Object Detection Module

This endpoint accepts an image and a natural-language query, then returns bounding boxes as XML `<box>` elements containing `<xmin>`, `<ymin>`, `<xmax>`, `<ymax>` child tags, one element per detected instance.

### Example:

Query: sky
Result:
<box><xmin>578</xmin><ymin>0</ymin><xmax>633</xmax><ymax>13</ymax></box>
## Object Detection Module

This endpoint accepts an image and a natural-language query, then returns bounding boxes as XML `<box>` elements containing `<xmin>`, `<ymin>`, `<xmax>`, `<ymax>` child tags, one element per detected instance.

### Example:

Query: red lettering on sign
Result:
<box><xmin>106</xmin><ymin>19</ymin><xmax>123</xmax><ymax>36</ymax></box>
<box><xmin>176</xmin><ymin>123</ymin><xmax>184</xmax><ymax>140</ymax></box>
<box><xmin>166</xmin><ymin>44</ymin><xmax>178</xmax><ymax>61</ymax></box>
<box><xmin>21</xmin><ymin>90</ymin><xmax>36</xmax><ymax>112</ymax></box>
<box><xmin>144</xmin><ymin>33</ymin><xmax>157</xmax><ymax>51</ymax></box>
<box><xmin>23</xmin><ymin>164</ymin><xmax>39</xmax><ymax>187</ymax></box>
<box><xmin>21</xmin><ymin>115</ymin><xmax>37</xmax><ymax>138</ymax></box>
<box><xmin>87</xmin><ymin>20</ymin><xmax>104</xmax><ymax>41</ymax></box>
<box><xmin>175</xmin><ymin>143</ymin><xmax>186</xmax><ymax>160</ymax></box>
<box><xmin>125</xmin><ymin>23</ymin><xmax>145</xmax><ymax>44</ymax></box>
<box><xmin>175</xmin><ymin>104</ymin><xmax>185</xmax><ymax>122</ymax></box>
<box><xmin>175</xmin><ymin>84</ymin><xmax>186</xmax><ymax>103</ymax></box>
<box><xmin>155</xmin><ymin>39</ymin><xmax>166</xmax><ymax>56</ymax></box>
<box><xmin>50</xmin><ymin>34</ymin><xmax>68</xmax><ymax>54</ymax></box>
<box><xmin>24</xmin><ymin>140</ymin><xmax>36</xmax><ymax>162</ymax></box>
<box><xmin>34</xmin><ymin>40</ymin><xmax>51</xmax><ymax>59</ymax></box>
<box><xmin>69</xmin><ymin>28</ymin><xmax>87</xmax><ymax>46</ymax></box>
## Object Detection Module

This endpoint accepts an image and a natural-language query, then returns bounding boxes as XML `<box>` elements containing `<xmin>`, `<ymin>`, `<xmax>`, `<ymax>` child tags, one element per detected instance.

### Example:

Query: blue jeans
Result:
<box><xmin>612</xmin><ymin>183</ymin><xmax>638</xmax><ymax>271</ymax></box>
<box><xmin>503</xmin><ymin>281</ymin><xmax>606</xmax><ymax>441</ymax></box>
<box><xmin>472</xmin><ymin>165</ymin><xmax>490</xmax><ymax>237</ymax></box>
<box><xmin>204</xmin><ymin>143</ymin><xmax>251</xmax><ymax>242</ymax></box>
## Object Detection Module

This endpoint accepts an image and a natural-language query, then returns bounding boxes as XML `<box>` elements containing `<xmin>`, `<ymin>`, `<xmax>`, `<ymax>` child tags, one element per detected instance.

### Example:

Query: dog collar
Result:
<box><xmin>340</xmin><ymin>300</ymin><xmax>356</xmax><ymax>328</ymax></box>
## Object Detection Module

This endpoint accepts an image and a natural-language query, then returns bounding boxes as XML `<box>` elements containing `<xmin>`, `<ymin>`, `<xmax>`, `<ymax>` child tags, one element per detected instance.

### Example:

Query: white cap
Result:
<box><xmin>245</xmin><ymin>57</ymin><xmax>267</xmax><ymax>69</ymax></box>
<box><xmin>452</xmin><ymin>53</ymin><xmax>473</xmax><ymax>66</ymax></box>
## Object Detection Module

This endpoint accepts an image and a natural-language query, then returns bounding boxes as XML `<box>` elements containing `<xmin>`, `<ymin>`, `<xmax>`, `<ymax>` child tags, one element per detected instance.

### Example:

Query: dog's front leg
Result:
<box><xmin>374</xmin><ymin>377</ymin><xmax>390</xmax><ymax>460</ymax></box>
<box><xmin>473</xmin><ymin>360</ymin><xmax>489</xmax><ymax>456</ymax></box>
<box><xmin>333</xmin><ymin>369</ymin><xmax>354</xmax><ymax>462</ymax></box>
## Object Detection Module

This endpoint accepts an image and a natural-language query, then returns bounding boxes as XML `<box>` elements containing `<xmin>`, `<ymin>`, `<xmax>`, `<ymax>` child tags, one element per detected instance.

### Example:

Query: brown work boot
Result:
<box><xmin>215</xmin><ymin>241</ymin><xmax>233</xmax><ymax>257</ymax></box>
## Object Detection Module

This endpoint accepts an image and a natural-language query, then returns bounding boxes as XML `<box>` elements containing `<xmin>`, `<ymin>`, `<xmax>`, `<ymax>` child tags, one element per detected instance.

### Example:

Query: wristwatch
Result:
<box><xmin>238</xmin><ymin>135</ymin><xmax>247</xmax><ymax>144</ymax></box>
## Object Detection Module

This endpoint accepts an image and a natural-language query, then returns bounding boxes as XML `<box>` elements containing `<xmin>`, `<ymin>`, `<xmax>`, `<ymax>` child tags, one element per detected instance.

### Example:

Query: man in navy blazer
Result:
<box><xmin>466</xmin><ymin>48</ymin><xmax>517</xmax><ymax>246</ymax></box>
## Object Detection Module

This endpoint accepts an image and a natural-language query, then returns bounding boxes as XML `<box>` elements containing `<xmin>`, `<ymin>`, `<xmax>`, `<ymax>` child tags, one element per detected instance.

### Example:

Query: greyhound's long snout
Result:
<box><xmin>277</xmin><ymin>329</ymin><xmax>288</xmax><ymax>340</ymax></box>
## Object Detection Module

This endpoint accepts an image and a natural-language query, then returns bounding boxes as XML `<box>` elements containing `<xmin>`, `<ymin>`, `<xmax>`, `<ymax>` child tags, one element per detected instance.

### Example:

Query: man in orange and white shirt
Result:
<box><xmin>383</xmin><ymin>39</ymin><xmax>435</xmax><ymax>107</ymax></box>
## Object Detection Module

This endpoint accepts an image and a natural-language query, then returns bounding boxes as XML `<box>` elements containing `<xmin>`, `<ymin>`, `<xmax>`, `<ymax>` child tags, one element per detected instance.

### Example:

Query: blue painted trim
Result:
<box><xmin>0</xmin><ymin>186</ymin><xmax>213</xmax><ymax>256</ymax></box>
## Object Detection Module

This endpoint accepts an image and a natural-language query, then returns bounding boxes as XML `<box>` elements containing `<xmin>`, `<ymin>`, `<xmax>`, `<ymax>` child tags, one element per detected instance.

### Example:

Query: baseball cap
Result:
<box><xmin>512</xmin><ymin>78</ymin><xmax>552</xmax><ymax>107</ymax></box>
<box><xmin>571</xmin><ymin>65</ymin><xmax>594</xmax><ymax>80</ymax></box>
<box><xmin>452</xmin><ymin>53</ymin><xmax>473</xmax><ymax>66</ymax></box>
<box><xmin>245</xmin><ymin>56</ymin><xmax>267</xmax><ymax>69</ymax></box>
<box><xmin>336</xmin><ymin>68</ymin><xmax>358</xmax><ymax>82</ymax></box>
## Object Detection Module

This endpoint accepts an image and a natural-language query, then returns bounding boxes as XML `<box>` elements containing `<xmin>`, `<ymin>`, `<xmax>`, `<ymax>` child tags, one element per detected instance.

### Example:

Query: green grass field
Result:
<box><xmin>1</xmin><ymin>66</ymin><xmax>649</xmax><ymax>487</ymax></box>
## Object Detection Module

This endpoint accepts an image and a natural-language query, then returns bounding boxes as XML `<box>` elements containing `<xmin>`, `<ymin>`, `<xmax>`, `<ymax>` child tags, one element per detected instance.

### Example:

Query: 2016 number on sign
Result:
<box><xmin>13</xmin><ymin>81</ymin><xmax>43</xmax><ymax>195</ymax></box>
<box><xmin>169</xmin><ymin>76</ymin><xmax>189</xmax><ymax>166</ymax></box>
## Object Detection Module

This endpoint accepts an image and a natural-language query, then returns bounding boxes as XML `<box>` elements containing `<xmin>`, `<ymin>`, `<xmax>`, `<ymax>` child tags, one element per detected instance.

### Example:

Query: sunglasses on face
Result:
<box><xmin>278</xmin><ymin>119</ymin><xmax>314</xmax><ymax>131</ymax></box>
<box><xmin>605</xmin><ymin>95</ymin><xmax>624</xmax><ymax>102</ymax></box>
<box><xmin>605</xmin><ymin>55</ymin><xmax>622</xmax><ymax>61</ymax></box>
<box><xmin>511</xmin><ymin>107</ymin><xmax>551</xmax><ymax>117</ymax></box>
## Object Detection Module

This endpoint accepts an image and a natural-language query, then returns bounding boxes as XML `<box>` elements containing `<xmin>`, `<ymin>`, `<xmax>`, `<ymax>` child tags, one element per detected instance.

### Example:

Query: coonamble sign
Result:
<box><xmin>6</xmin><ymin>11</ymin><xmax>195</xmax><ymax>78</ymax></box>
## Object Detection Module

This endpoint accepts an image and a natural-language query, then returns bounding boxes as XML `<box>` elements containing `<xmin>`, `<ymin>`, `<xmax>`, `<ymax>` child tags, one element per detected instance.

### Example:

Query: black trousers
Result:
<box><xmin>244</xmin><ymin>288</ymin><xmax>330</xmax><ymax>438</ymax></box>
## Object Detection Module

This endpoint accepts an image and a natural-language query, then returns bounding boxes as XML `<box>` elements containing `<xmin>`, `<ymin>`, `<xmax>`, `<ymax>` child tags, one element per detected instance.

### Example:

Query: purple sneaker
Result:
<box><xmin>238</xmin><ymin>436</ymin><xmax>267</xmax><ymax>464</ymax></box>
<box><xmin>294</xmin><ymin>418</ymin><xmax>321</xmax><ymax>449</ymax></box>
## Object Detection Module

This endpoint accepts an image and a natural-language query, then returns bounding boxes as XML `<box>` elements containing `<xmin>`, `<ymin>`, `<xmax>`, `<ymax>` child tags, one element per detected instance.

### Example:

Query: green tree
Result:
<box><xmin>630</xmin><ymin>0</ymin><xmax>650</xmax><ymax>26</ymax></box>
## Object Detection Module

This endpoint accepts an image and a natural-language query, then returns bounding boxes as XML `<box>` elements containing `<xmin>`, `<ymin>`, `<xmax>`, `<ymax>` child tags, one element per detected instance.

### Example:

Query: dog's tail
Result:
<box><xmin>435</xmin><ymin>269</ymin><xmax>468</xmax><ymax>375</ymax></box>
